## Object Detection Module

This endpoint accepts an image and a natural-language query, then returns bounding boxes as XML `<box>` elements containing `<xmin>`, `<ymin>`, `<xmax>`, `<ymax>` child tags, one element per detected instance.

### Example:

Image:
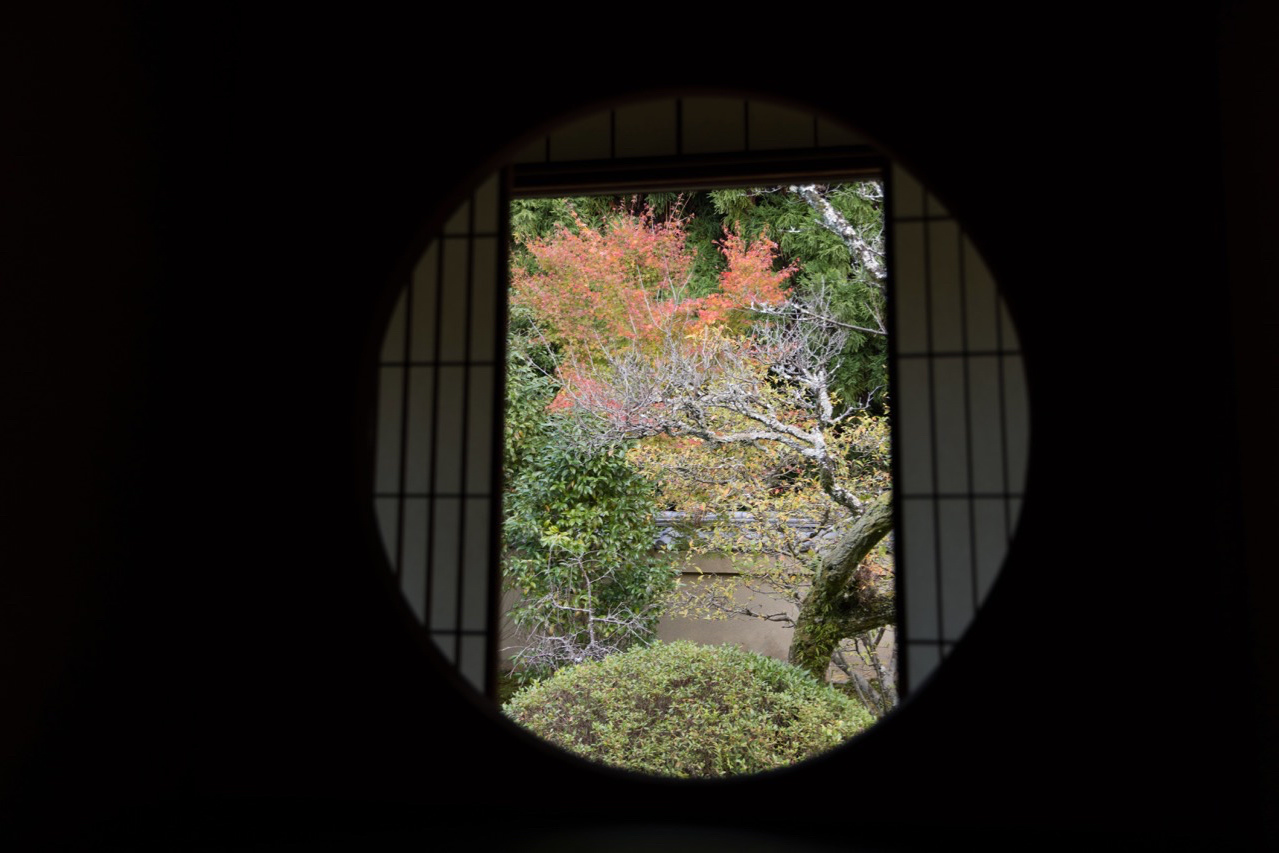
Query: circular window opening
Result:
<box><xmin>368</xmin><ymin>95</ymin><xmax>1028</xmax><ymax>778</ymax></box>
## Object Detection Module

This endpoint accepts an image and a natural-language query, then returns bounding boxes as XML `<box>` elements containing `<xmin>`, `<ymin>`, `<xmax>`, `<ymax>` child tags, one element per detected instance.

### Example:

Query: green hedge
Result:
<box><xmin>502</xmin><ymin>641</ymin><xmax>874</xmax><ymax>778</ymax></box>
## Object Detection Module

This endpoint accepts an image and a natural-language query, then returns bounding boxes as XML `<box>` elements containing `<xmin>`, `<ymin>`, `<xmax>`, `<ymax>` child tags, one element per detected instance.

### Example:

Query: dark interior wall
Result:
<box><xmin>3</xmin><ymin>8</ymin><xmax>1274</xmax><ymax>850</ymax></box>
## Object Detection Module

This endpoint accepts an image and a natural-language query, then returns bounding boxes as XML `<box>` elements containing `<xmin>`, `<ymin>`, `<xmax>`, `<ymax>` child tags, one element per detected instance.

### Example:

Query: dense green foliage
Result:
<box><xmin>709</xmin><ymin>186</ymin><xmax>887</xmax><ymax>409</ymax></box>
<box><xmin>502</xmin><ymin>304</ymin><xmax>558</xmax><ymax>489</ymax></box>
<box><xmin>503</xmin><ymin>416</ymin><xmax>677</xmax><ymax>677</ymax></box>
<box><xmin>504</xmin><ymin>641</ymin><xmax>874</xmax><ymax>777</ymax></box>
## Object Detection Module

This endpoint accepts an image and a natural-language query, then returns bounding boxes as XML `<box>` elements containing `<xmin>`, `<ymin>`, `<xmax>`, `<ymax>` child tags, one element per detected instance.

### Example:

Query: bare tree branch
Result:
<box><xmin>506</xmin><ymin>551</ymin><xmax>668</xmax><ymax>674</ymax></box>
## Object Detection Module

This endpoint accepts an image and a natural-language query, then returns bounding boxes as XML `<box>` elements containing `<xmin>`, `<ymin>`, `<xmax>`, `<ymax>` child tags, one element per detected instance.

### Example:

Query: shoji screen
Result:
<box><xmin>374</xmin><ymin>172</ymin><xmax>505</xmax><ymax>694</ymax></box>
<box><xmin>889</xmin><ymin>164</ymin><xmax>1028</xmax><ymax>692</ymax></box>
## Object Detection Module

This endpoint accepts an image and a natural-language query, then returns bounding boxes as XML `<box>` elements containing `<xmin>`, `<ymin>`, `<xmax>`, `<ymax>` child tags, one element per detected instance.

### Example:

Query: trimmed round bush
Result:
<box><xmin>502</xmin><ymin>640</ymin><xmax>874</xmax><ymax>777</ymax></box>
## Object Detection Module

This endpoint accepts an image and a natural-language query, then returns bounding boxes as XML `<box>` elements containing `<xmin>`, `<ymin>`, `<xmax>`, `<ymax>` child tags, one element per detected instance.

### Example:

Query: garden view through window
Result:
<box><xmin>499</xmin><ymin>183</ymin><xmax>897</xmax><ymax>777</ymax></box>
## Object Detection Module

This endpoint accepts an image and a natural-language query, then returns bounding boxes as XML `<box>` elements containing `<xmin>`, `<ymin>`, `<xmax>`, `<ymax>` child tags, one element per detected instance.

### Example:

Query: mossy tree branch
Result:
<box><xmin>788</xmin><ymin>492</ymin><xmax>895</xmax><ymax>680</ymax></box>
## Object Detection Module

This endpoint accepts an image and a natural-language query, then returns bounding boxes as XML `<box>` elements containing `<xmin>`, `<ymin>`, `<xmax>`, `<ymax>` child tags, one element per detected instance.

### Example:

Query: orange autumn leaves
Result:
<box><xmin>510</xmin><ymin>204</ymin><xmax>794</xmax><ymax>413</ymax></box>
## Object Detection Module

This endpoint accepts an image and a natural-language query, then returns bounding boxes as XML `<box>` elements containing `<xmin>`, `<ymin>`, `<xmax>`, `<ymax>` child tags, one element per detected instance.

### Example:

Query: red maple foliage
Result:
<box><xmin>511</xmin><ymin>203</ymin><xmax>796</xmax><ymax>412</ymax></box>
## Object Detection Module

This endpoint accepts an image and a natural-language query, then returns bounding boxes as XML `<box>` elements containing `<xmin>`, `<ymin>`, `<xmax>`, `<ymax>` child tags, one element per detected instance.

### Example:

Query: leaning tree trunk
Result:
<box><xmin>788</xmin><ymin>492</ymin><xmax>895</xmax><ymax>680</ymax></box>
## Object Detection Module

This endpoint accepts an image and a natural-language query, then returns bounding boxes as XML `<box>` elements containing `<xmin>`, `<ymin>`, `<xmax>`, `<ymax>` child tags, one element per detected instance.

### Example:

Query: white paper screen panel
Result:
<box><xmin>374</xmin><ymin>172</ymin><xmax>504</xmax><ymax>693</ymax></box>
<box><xmin>890</xmin><ymin>161</ymin><xmax>1029</xmax><ymax>693</ymax></box>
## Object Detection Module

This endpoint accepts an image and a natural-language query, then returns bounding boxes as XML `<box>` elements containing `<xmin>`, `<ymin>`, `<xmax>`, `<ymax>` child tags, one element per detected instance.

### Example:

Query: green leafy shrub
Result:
<box><xmin>502</xmin><ymin>641</ymin><xmax>874</xmax><ymax>777</ymax></box>
<box><xmin>503</xmin><ymin>418</ymin><xmax>677</xmax><ymax>678</ymax></box>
